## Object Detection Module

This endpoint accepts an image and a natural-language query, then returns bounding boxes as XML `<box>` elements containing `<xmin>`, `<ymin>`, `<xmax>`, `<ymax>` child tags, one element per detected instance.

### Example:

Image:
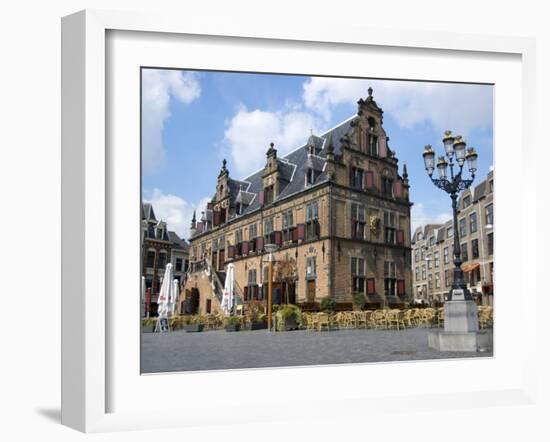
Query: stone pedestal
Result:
<box><xmin>428</xmin><ymin>300</ymin><xmax>493</xmax><ymax>352</ymax></box>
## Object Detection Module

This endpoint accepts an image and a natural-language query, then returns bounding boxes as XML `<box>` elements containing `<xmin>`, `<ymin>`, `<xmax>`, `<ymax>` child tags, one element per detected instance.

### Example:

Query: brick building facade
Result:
<box><xmin>182</xmin><ymin>89</ymin><xmax>413</xmax><ymax>315</ymax></box>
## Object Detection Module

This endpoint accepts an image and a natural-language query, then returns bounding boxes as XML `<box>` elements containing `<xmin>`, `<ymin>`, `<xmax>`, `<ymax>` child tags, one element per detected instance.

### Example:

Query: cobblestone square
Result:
<box><xmin>141</xmin><ymin>328</ymin><xmax>493</xmax><ymax>373</ymax></box>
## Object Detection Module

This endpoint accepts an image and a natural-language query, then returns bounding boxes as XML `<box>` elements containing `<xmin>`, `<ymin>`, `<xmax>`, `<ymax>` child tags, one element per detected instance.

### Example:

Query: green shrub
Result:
<box><xmin>275</xmin><ymin>304</ymin><xmax>302</xmax><ymax>331</ymax></box>
<box><xmin>352</xmin><ymin>292</ymin><xmax>366</xmax><ymax>309</ymax></box>
<box><xmin>224</xmin><ymin>315</ymin><xmax>243</xmax><ymax>327</ymax></box>
<box><xmin>320</xmin><ymin>296</ymin><xmax>336</xmax><ymax>313</ymax></box>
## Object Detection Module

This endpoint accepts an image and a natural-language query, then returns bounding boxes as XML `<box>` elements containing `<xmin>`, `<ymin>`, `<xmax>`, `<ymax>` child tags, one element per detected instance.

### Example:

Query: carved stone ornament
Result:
<box><xmin>369</xmin><ymin>215</ymin><xmax>381</xmax><ymax>237</ymax></box>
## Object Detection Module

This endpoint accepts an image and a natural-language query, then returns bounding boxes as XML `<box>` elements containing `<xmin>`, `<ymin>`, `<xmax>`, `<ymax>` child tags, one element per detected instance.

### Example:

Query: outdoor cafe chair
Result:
<box><xmin>317</xmin><ymin>313</ymin><xmax>331</xmax><ymax>331</ymax></box>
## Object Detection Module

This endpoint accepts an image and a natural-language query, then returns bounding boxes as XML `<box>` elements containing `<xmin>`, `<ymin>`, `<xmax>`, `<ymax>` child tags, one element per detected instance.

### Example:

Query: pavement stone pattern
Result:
<box><xmin>141</xmin><ymin>328</ymin><xmax>493</xmax><ymax>373</ymax></box>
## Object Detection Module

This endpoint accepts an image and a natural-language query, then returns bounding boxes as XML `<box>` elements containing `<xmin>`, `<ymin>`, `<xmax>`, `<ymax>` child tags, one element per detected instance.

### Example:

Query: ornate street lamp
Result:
<box><xmin>422</xmin><ymin>130</ymin><xmax>478</xmax><ymax>301</ymax></box>
<box><xmin>264</xmin><ymin>243</ymin><xmax>278</xmax><ymax>331</ymax></box>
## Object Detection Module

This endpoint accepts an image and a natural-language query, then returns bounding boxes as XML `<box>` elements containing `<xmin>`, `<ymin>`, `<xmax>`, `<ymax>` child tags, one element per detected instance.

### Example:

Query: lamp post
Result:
<box><xmin>423</xmin><ymin>131</ymin><xmax>478</xmax><ymax>301</ymax></box>
<box><xmin>264</xmin><ymin>243</ymin><xmax>278</xmax><ymax>331</ymax></box>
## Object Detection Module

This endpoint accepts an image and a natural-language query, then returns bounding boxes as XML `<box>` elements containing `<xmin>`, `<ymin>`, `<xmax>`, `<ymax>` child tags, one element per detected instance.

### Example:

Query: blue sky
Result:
<box><xmin>142</xmin><ymin>69</ymin><xmax>493</xmax><ymax>239</ymax></box>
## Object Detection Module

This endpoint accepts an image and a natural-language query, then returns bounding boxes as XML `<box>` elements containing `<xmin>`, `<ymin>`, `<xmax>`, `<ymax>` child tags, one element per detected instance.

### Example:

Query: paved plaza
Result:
<box><xmin>141</xmin><ymin>327</ymin><xmax>493</xmax><ymax>373</ymax></box>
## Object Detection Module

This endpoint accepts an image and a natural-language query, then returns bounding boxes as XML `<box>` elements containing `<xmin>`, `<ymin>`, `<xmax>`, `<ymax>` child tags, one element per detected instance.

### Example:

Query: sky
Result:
<box><xmin>141</xmin><ymin>69</ymin><xmax>493</xmax><ymax>239</ymax></box>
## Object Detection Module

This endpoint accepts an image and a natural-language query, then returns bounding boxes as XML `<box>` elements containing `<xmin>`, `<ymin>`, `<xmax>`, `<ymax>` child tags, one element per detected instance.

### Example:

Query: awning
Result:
<box><xmin>462</xmin><ymin>263</ymin><xmax>480</xmax><ymax>273</ymax></box>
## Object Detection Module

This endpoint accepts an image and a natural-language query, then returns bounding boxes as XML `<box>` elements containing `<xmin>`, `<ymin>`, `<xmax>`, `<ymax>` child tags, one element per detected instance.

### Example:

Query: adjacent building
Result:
<box><xmin>411</xmin><ymin>170</ymin><xmax>494</xmax><ymax>305</ymax></box>
<box><xmin>182</xmin><ymin>89</ymin><xmax>413</xmax><ymax>315</ymax></box>
<box><xmin>141</xmin><ymin>202</ymin><xmax>189</xmax><ymax>314</ymax></box>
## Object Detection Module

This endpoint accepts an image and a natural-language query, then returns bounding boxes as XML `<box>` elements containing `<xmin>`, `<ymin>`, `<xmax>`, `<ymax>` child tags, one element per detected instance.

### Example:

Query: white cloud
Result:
<box><xmin>411</xmin><ymin>202</ymin><xmax>451</xmax><ymax>233</ymax></box>
<box><xmin>303</xmin><ymin>77</ymin><xmax>493</xmax><ymax>136</ymax></box>
<box><xmin>145</xmin><ymin>188</ymin><xmax>210</xmax><ymax>240</ymax></box>
<box><xmin>224</xmin><ymin>106</ymin><xmax>322</xmax><ymax>176</ymax></box>
<box><xmin>142</xmin><ymin>70</ymin><xmax>201</xmax><ymax>173</ymax></box>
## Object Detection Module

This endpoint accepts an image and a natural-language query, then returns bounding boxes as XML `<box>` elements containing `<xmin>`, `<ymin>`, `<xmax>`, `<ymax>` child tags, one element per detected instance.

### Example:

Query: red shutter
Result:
<box><xmin>274</xmin><ymin>231</ymin><xmax>282</xmax><ymax>246</ymax></box>
<box><xmin>394</xmin><ymin>180</ymin><xmax>402</xmax><ymax>198</ymax></box>
<box><xmin>397</xmin><ymin>280</ymin><xmax>405</xmax><ymax>296</ymax></box>
<box><xmin>213</xmin><ymin>211</ymin><xmax>220</xmax><ymax>226</ymax></box>
<box><xmin>244</xmin><ymin>286</ymin><xmax>249</xmax><ymax>301</ymax></box>
<box><xmin>228</xmin><ymin>245</ymin><xmax>235</xmax><ymax>259</ymax></box>
<box><xmin>256</xmin><ymin>236</ymin><xmax>264</xmax><ymax>251</ymax></box>
<box><xmin>297</xmin><ymin>223</ymin><xmax>305</xmax><ymax>241</ymax></box>
<box><xmin>379</xmin><ymin>137</ymin><xmax>387</xmax><ymax>157</ymax></box>
<box><xmin>365</xmin><ymin>171</ymin><xmax>374</xmax><ymax>189</ymax></box>
<box><xmin>292</xmin><ymin>227</ymin><xmax>298</xmax><ymax>242</ymax></box>
<box><xmin>196</xmin><ymin>222</ymin><xmax>204</xmax><ymax>233</ymax></box>
<box><xmin>258</xmin><ymin>191</ymin><xmax>264</xmax><ymax>206</ymax></box>
<box><xmin>242</xmin><ymin>241</ymin><xmax>249</xmax><ymax>255</ymax></box>
<box><xmin>367</xmin><ymin>278</ymin><xmax>376</xmax><ymax>295</ymax></box>
<box><xmin>220</xmin><ymin>207</ymin><xmax>226</xmax><ymax>223</ymax></box>
<box><xmin>207</xmin><ymin>202</ymin><xmax>213</xmax><ymax>210</ymax></box>
<box><xmin>397</xmin><ymin>229</ymin><xmax>404</xmax><ymax>245</ymax></box>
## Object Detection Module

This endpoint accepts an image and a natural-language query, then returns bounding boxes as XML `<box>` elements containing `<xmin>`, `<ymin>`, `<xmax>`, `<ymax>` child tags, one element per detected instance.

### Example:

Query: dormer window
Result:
<box><xmin>306</xmin><ymin>168</ymin><xmax>315</xmax><ymax>186</ymax></box>
<box><xmin>369</xmin><ymin>134</ymin><xmax>379</xmax><ymax>156</ymax></box>
<box><xmin>236</xmin><ymin>202</ymin><xmax>242</xmax><ymax>215</ymax></box>
<box><xmin>264</xmin><ymin>185</ymin><xmax>274</xmax><ymax>204</ymax></box>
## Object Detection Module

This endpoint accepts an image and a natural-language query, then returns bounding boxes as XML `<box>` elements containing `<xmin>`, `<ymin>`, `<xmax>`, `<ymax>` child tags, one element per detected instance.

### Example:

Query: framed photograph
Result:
<box><xmin>62</xmin><ymin>9</ymin><xmax>537</xmax><ymax>433</ymax></box>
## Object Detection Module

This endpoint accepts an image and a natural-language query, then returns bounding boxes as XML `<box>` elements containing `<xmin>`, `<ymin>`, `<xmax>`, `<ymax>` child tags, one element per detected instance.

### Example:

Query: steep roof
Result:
<box><xmin>221</xmin><ymin>116</ymin><xmax>357</xmax><ymax>218</ymax></box>
<box><xmin>142</xmin><ymin>202</ymin><xmax>156</xmax><ymax>221</ymax></box>
<box><xmin>168</xmin><ymin>230</ymin><xmax>188</xmax><ymax>250</ymax></box>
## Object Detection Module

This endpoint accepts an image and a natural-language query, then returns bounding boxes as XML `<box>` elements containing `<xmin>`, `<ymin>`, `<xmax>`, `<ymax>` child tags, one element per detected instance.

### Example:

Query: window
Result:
<box><xmin>414</xmin><ymin>249</ymin><xmax>420</xmax><ymax>263</ymax></box>
<box><xmin>175</xmin><ymin>258</ymin><xmax>183</xmax><ymax>272</ymax></box>
<box><xmin>417</xmin><ymin>232</ymin><xmax>423</xmax><ymax>241</ymax></box>
<box><xmin>434</xmin><ymin>250</ymin><xmax>440</xmax><ymax>268</ymax></box>
<box><xmin>384</xmin><ymin>211</ymin><xmax>397</xmax><ymax>244</ymax></box>
<box><xmin>351</xmin><ymin>203</ymin><xmax>366</xmax><ymax>239</ymax></box>
<box><xmin>305</xmin><ymin>201</ymin><xmax>320</xmax><ymax>240</ymax></box>
<box><xmin>246</xmin><ymin>269</ymin><xmax>258</xmax><ymax>300</ymax></box>
<box><xmin>264</xmin><ymin>185</ymin><xmax>274</xmax><ymax>204</ymax></box>
<box><xmin>381</xmin><ymin>177</ymin><xmax>393</xmax><ymax>196</ymax></box>
<box><xmin>429</xmin><ymin>236</ymin><xmax>435</xmax><ymax>246</ymax></box>
<box><xmin>306</xmin><ymin>168</ymin><xmax>315</xmax><ymax>185</ymax></box>
<box><xmin>459</xmin><ymin>218</ymin><xmax>467</xmax><ymax>238</ymax></box>
<box><xmin>463</xmin><ymin>195</ymin><xmax>471</xmax><ymax>208</ymax></box>
<box><xmin>470</xmin><ymin>212</ymin><xmax>478</xmax><ymax>233</ymax></box>
<box><xmin>485</xmin><ymin>204</ymin><xmax>493</xmax><ymax>226</ymax></box>
<box><xmin>282</xmin><ymin>209</ymin><xmax>294</xmax><ymax>242</ymax></box>
<box><xmin>488</xmin><ymin>232</ymin><xmax>494</xmax><ymax>255</ymax></box>
<box><xmin>146</xmin><ymin>250</ymin><xmax>156</xmax><ymax>268</ymax></box>
<box><xmin>435</xmin><ymin>272</ymin><xmax>441</xmax><ymax>289</ymax></box>
<box><xmin>263</xmin><ymin>217</ymin><xmax>274</xmax><ymax>241</ymax></box>
<box><xmin>489</xmin><ymin>180</ymin><xmax>494</xmax><ymax>192</ymax></box>
<box><xmin>158</xmin><ymin>251</ymin><xmax>167</xmax><ymax>269</ymax></box>
<box><xmin>156</xmin><ymin>227</ymin><xmax>164</xmax><ymax>239</ymax></box>
<box><xmin>249</xmin><ymin>223</ymin><xmax>257</xmax><ymax>239</ymax></box>
<box><xmin>422</xmin><ymin>265</ymin><xmax>426</xmax><ymax>280</ymax></box>
<box><xmin>368</xmin><ymin>133</ymin><xmax>378</xmax><ymax>156</ymax></box>
<box><xmin>472</xmin><ymin>239</ymin><xmax>479</xmax><ymax>259</ymax></box>
<box><xmin>428</xmin><ymin>274</ymin><xmax>433</xmax><ymax>290</ymax></box>
<box><xmin>445</xmin><ymin>269</ymin><xmax>451</xmax><ymax>287</ymax></box>
<box><xmin>443</xmin><ymin>247</ymin><xmax>449</xmax><ymax>265</ymax></box>
<box><xmin>421</xmin><ymin>248</ymin><xmax>425</xmax><ymax>261</ymax></box>
<box><xmin>351</xmin><ymin>167</ymin><xmax>364</xmax><ymax>190</ymax></box>
<box><xmin>447</xmin><ymin>227</ymin><xmax>453</xmax><ymax>238</ymax></box>
<box><xmin>235</xmin><ymin>228</ymin><xmax>243</xmax><ymax>243</ymax></box>
<box><xmin>384</xmin><ymin>261</ymin><xmax>397</xmax><ymax>297</ymax></box>
<box><xmin>351</xmin><ymin>258</ymin><xmax>365</xmax><ymax>293</ymax></box>
<box><xmin>461</xmin><ymin>243</ymin><xmax>468</xmax><ymax>261</ymax></box>
<box><xmin>415</xmin><ymin>266</ymin><xmax>420</xmax><ymax>282</ymax></box>
<box><xmin>427</xmin><ymin>256</ymin><xmax>432</xmax><ymax>270</ymax></box>
<box><xmin>306</xmin><ymin>256</ymin><xmax>316</xmax><ymax>279</ymax></box>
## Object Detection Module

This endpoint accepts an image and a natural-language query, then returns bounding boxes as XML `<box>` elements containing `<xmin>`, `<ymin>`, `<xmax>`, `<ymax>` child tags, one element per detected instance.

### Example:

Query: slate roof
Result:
<box><xmin>168</xmin><ymin>230</ymin><xmax>188</xmax><ymax>251</ymax></box>
<box><xmin>211</xmin><ymin>115</ymin><xmax>357</xmax><ymax>219</ymax></box>
<box><xmin>142</xmin><ymin>202</ymin><xmax>156</xmax><ymax>221</ymax></box>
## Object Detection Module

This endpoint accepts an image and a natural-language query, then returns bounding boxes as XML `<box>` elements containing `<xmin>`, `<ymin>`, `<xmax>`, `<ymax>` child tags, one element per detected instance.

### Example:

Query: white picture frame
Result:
<box><xmin>61</xmin><ymin>9</ymin><xmax>538</xmax><ymax>433</ymax></box>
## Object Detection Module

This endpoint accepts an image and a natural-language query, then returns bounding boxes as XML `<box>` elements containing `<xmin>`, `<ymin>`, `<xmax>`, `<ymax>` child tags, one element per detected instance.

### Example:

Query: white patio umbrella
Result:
<box><xmin>157</xmin><ymin>263</ymin><xmax>173</xmax><ymax>319</ymax></box>
<box><xmin>170</xmin><ymin>279</ymin><xmax>180</xmax><ymax>316</ymax></box>
<box><xmin>221</xmin><ymin>263</ymin><xmax>235</xmax><ymax>315</ymax></box>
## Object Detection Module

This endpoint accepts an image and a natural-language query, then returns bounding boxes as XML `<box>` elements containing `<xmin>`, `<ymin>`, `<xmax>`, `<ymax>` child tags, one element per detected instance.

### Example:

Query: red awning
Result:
<box><xmin>462</xmin><ymin>262</ymin><xmax>480</xmax><ymax>273</ymax></box>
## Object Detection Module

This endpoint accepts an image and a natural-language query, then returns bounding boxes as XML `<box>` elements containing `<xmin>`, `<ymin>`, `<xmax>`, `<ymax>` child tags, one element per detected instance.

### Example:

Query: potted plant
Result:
<box><xmin>224</xmin><ymin>315</ymin><xmax>242</xmax><ymax>332</ymax></box>
<box><xmin>183</xmin><ymin>315</ymin><xmax>204</xmax><ymax>333</ymax></box>
<box><xmin>275</xmin><ymin>304</ymin><xmax>302</xmax><ymax>331</ymax></box>
<box><xmin>246</xmin><ymin>301</ymin><xmax>267</xmax><ymax>330</ymax></box>
<box><xmin>352</xmin><ymin>292</ymin><xmax>366</xmax><ymax>311</ymax></box>
<box><xmin>141</xmin><ymin>317</ymin><xmax>156</xmax><ymax>333</ymax></box>
<box><xmin>320</xmin><ymin>296</ymin><xmax>336</xmax><ymax>313</ymax></box>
